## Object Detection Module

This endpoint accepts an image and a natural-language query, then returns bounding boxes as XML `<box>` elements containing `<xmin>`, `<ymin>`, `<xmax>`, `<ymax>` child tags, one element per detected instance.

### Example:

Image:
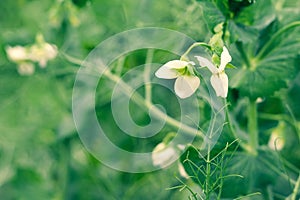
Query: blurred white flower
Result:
<box><xmin>6</xmin><ymin>34</ymin><xmax>58</xmax><ymax>75</ymax></box>
<box><xmin>6</xmin><ymin>46</ymin><xmax>29</xmax><ymax>62</ymax></box>
<box><xmin>196</xmin><ymin>46</ymin><xmax>232</xmax><ymax>98</ymax></box>
<box><xmin>29</xmin><ymin>43</ymin><xmax>57</xmax><ymax>68</ymax></box>
<box><xmin>268</xmin><ymin>129</ymin><xmax>285</xmax><ymax>151</ymax></box>
<box><xmin>17</xmin><ymin>62</ymin><xmax>35</xmax><ymax>76</ymax></box>
<box><xmin>152</xmin><ymin>143</ymin><xmax>178</xmax><ymax>168</ymax></box>
<box><xmin>178</xmin><ymin>163</ymin><xmax>189</xmax><ymax>178</ymax></box>
<box><xmin>155</xmin><ymin>60</ymin><xmax>200</xmax><ymax>99</ymax></box>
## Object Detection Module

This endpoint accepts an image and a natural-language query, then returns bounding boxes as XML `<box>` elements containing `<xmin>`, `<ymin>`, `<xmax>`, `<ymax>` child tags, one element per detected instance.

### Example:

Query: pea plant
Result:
<box><xmin>151</xmin><ymin>0</ymin><xmax>300</xmax><ymax>199</ymax></box>
<box><xmin>2</xmin><ymin>0</ymin><xmax>300</xmax><ymax>199</ymax></box>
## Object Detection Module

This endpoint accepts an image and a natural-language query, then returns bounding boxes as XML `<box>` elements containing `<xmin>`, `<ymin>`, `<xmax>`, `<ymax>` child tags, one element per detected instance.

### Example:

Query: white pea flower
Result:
<box><xmin>155</xmin><ymin>60</ymin><xmax>200</xmax><ymax>98</ymax></box>
<box><xmin>6</xmin><ymin>46</ymin><xmax>29</xmax><ymax>62</ymax></box>
<box><xmin>268</xmin><ymin>132</ymin><xmax>284</xmax><ymax>151</ymax></box>
<box><xmin>17</xmin><ymin>62</ymin><xmax>35</xmax><ymax>76</ymax></box>
<box><xmin>196</xmin><ymin>46</ymin><xmax>232</xmax><ymax>98</ymax></box>
<box><xmin>268</xmin><ymin>124</ymin><xmax>285</xmax><ymax>151</ymax></box>
<box><xmin>152</xmin><ymin>143</ymin><xmax>178</xmax><ymax>168</ymax></box>
<box><xmin>6</xmin><ymin>34</ymin><xmax>58</xmax><ymax>75</ymax></box>
<box><xmin>29</xmin><ymin>43</ymin><xmax>57</xmax><ymax>68</ymax></box>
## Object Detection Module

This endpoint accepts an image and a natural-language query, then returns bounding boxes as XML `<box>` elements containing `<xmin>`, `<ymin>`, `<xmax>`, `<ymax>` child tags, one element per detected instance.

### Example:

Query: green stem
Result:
<box><xmin>258</xmin><ymin>113</ymin><xmax>289</xmax><ymax>121</ymax></box>
<box><xmin>247</xmin><ymin>99</ymin><xmax>258</xmax><ymax>155</ymax></box>
<box><xmin>224</xmin><ymin>99</ymin><xmax>248</xmax><ymax>151</ymax></box>
<box><xmin>290</xmin><ymin>174</ymin><xmax>300</xmax><ymax>200</ymax></box>
<box><xmin>205</xmin><ymin>112</ymin><xmax>215</xmax><ymax>199</ymax></box>
<box><xmin>144</xmin><ymin>49</ymin><xmax>154</xmax><ymax>103</ymax></box>
<box><xmin>236</xmin><ymin>42</ymin><xmax>251</xmax><ymax>69</ymax></box>
<box><xmin>54</xmin><ymin>139</ymin><xmax>71</xmax><ymax>199</ymax></box>
<box><xmin>180</xmin><ymin>42</ymin><xmax>211</xmax><ymax>61</ymax></box>
<box><xmin>63</xmin><ymin>53</ymin><xmax>204</xmax><ymax>138</ymax></box>
<box><xmin>115</xmin><ymin>56</ymin><xmax>125</xmax><ymax>76</ymax></box>
<box><xmin>256</xmin><ymin>21</ymin><xmax>300</xmax><ymax>60</ymax></box>
<box><xmin>217</xmin><ymin>143</ymin><xmax>227</xmax><ymax>200</ymax></box>
<box><xmin>104</xmin><ymin>70</ymin><xmax>204</xmax><ymax>138</ymax></box>
<box><xmin>205</xmin><ymin>147</ymin><xmax>211</xmax><ymax>199</ymax></box>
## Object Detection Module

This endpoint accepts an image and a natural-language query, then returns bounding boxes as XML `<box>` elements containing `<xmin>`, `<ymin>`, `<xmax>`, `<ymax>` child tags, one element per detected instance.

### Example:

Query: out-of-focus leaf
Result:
<box><xmin>197</xmin><ymin>0</ymin><xmax>226</xmax><ymax>32</ymax></box>
<box><xmin>228</xmin><ymin>20</ymin><xmax>258</xmax><ymax>43</ymax></box>
<box><xmin>233</xmin><ymin>0</ymin><xmax>276</xmax><ymax>29</ymax></box>
<box><xmin>72</xmin><ymin>0</ymin><xmax>89</xmax><ymax>8</ymax></box>
<box><xmin>271</xmin><ymin>0</ymin><xmax>300</xmax><ymax>24</ymax></box>
<box><xmin>229</xmin><ymin>23</ymin><xmax>300</xmax><ymax>99</ymax></box>
<box><xmin>221</xmin><ymin>149</ymin><xmax>288</xmax><ymax>199</ymax></box>
<box><xmin>228</xmin><ymin>0</ymin><xmax>256</xmax><ymax>15</ymax></box>
<box><xmin>286</xmin><ymin>73</ymin><xmax>300</xmax><ymax>120</ymax></box>
<box><xmin>227</xmin><ymin>0</ymin><xmax>276</xmax><ymax>44</ymax></box>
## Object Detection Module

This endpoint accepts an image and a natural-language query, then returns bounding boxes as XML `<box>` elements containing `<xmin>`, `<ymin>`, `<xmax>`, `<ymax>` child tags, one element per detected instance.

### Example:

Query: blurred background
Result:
<box><xmin>1</xmin><ymin>0</ymin><xmax>300</xmax><ymax>199</ymax></box>
<box><xmin>0</xmin><ymin>0</ymin><xmax>208</xmax><ymax>199</ymax></box>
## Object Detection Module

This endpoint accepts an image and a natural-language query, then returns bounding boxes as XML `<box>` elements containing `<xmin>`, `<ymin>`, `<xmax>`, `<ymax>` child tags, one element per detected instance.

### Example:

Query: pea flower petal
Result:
<box><xmin>195</xmin><ymin>56</ymin><xmax>217</xmax><ymax>74</ymax></box>
<box><xmin>17</xmin><ymin>62</ymin><xmax>35</xmax><ymax>76</ymax></box>
<box><xmin>155</xmin><ymin>60</ymin><xmax>200</xmax><ymax>98</ymax></box>
<box><xmin>174</xmin><ymin>75</ymin><xmax>200</xmax><ymax>99</ymax></box>
<box><xmin>155</xmin><ymin>61</ymin><xmax>181</xmax><ymax>79</ymax></box>
<box><xmin>210</xmin><ymin>73</ymin><xmax>228</xmax><ymax>98</ymax></box>
<box><xmin>29</xmin><ymin>43</ymin><xmax>58</xmax><ymax>68</ymax></box>
<box><xmin>195</xmin><ymin>46</ymin><xmax>232</xmax><ymax>98</ymax></box>
<box><xmin>6</xmin><ymin>46</ymin><xmax>29</xmax><ymax>62</ymax></box>
<box><xmin>164</xmin><ymin>60</ymin><xmax>190</xmax><ymax>69</ymax></box>
<box><xmin>219</xmin><ymin>46</ymin><xmax>232</xmax><ymax>71</ymax></box>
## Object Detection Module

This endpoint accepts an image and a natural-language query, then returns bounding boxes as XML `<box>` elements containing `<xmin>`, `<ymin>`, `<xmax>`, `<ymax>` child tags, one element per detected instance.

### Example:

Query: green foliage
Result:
<box><xmin>1</xmin><ymin>0</ymin><xmax>300</xmax><ymax>199</ymax></box>
<box><xmin>177</xmin><ymin>0</ymin><xmax>300</xmax><ymax>199</ymax></box>
<box><xmin>230</xmin><ymin>22</ymin><xmax>300</xmax><ymax>99</ymax></box>
<box><xmin>0</xmin><ymin>0</ymin><xmax>204</xmax><ymax>199</ymax></box>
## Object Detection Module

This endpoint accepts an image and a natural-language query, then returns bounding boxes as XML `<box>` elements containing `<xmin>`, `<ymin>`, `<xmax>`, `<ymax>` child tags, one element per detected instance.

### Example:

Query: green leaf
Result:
<box><xmin>72</xmin><ymin>0</ymin><xmax>88</xmax><ymax>8</ymax></box>
<box><xmin>286</xmin><ymin>73</ymin><xmax>300</xmax><ymax>120</ymax></box>
<box><xmin>197</xmin><ymin>0</ymin><xmax>226</xmax><ymax>32</ymax></box>
<box><xmin>221</xmin><ymin>149</ymin><xmax>292</xmax><ymax>199</ymax></box>
<box><xmin>271</xmin><ymin>0</ymin><xmax>300</xmax><ymax>25</ymax></box>
<box><xmin>227</xmin><ymin>0</ymin><xmax>276</xmax><ymax>44</ymax></box>
<box><xmin>230</xmin><ymin>22</ymin><xmax>300</xmax><ymax>99</ymax></box>
<box><xmin>199</xmin><ymin>0</ymin><xmax>275</xmax><ymax>44</ymax></box>
<box><xmin>233</xmin><ymin>0</ymin><xmax>276</xmax><ymax>29</ymax></box>
<box><xmin>228</xmin><ymin>0</ymin><xmax>256</xmax><ymax>15</ymax></box>
<box><xmin>228</xmin><ymin>20</ymin><xmax>258</xmax><ymax>43</ymax></box>
<box><xmin>226</xmin><ymin>63</ymin><xmax>237</xmax><ymax>69</ymax></box>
